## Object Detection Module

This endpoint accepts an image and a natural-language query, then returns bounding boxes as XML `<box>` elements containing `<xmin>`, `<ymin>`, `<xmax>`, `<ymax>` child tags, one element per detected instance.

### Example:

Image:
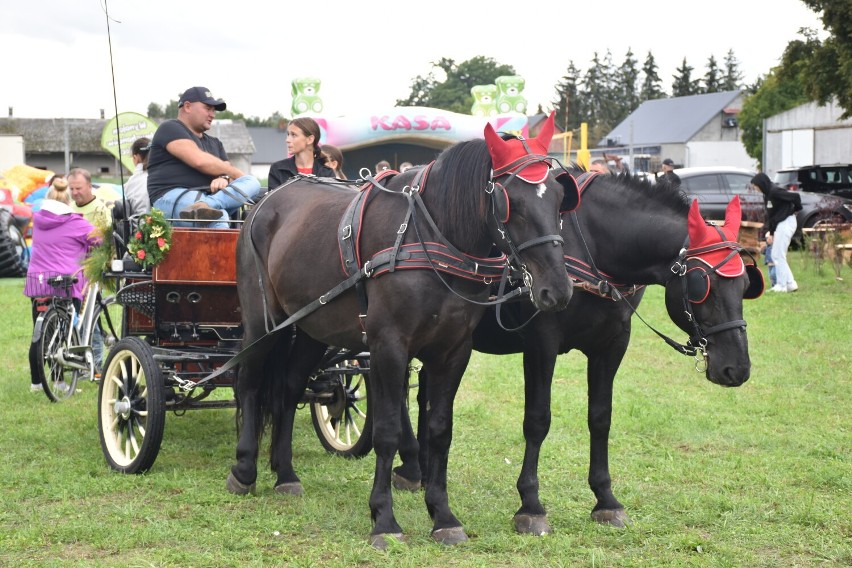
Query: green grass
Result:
<box><xmin>0</xmin><ymin>252</ymin><xmax>849</xmax><ymax>567</ymax></box>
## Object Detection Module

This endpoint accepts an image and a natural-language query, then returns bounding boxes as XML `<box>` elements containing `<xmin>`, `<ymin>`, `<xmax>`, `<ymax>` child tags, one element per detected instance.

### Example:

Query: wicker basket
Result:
<box><xmin>24</xmin><ymin>272</ymin><xmax>76</xmax><ymax>298</ymax></box>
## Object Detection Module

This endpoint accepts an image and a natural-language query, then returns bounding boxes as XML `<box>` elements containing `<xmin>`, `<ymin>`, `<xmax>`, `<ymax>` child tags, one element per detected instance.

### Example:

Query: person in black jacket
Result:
<box><xmin>751</xmin><ymin>172</ymin><xmax>802</xmax><ymax>292</ymax></box>
<box><xmin>660</xmin><ymin>158</ymin><xmax>681</xmax><ymax>187</ymax></box>
<box><xmin>268</xmin><ymin>117</ymin><xmax>334</xmax><ymax>189</ymax></box>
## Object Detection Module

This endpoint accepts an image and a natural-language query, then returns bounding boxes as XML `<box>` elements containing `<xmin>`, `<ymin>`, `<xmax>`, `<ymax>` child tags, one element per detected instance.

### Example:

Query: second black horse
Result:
<box><xmin>395</xmin><ymin>172</ymin><xmax>763</xmax><ymax>534</ymax></box>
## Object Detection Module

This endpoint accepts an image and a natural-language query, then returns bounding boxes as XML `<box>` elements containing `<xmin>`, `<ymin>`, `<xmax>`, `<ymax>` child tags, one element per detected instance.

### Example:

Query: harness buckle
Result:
<box><xmin>363</xmin><ymin>260</ymin><xmax>373</xmax><ymax>277</ymax></box>
<box><xmin>319</xmin><ymin>294</ymin><xmax>328</xmax><ymax>305</ymax></box>
<box><xmin>341</xmin><ymin>225</ymin><xmax>352</xmax><ymax>240</ymax></box>
<box><xmin>671</xmin><ymin>261</ymin><xmax>686</xmax><ymax>276</ymax></box>
<box><xmin>485</xmin><ymin>180</ymin><xmax>496</xmax><ymax>194</ymax></box>
<box><xmin>397</xmin><ymin>223</ymin><xmax>407</xmax><ymax>234</ymax></box>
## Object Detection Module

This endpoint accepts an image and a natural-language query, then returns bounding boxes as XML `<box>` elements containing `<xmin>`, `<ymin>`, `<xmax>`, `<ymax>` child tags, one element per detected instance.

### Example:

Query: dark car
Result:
<box><xmin>773</xmin><ymin>164</ymin><xmax>852</xmax><ymax>199</ymax></box>
<box><xmin>672</xmin><ymin>166</ymin><xmax>852</xmax><ymax>238</ymax></box>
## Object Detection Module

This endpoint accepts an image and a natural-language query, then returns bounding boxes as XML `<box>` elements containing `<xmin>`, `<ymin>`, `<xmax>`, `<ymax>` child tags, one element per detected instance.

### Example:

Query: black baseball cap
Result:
<box><xmin>178</xmin><ymin>86</ymin><xmax>226</xmax><ymax>111</ymax></box>
<box><xmin>662</xmin><ymin>158</ymin><xmax>675</xmax><ymax>166</ymax></box>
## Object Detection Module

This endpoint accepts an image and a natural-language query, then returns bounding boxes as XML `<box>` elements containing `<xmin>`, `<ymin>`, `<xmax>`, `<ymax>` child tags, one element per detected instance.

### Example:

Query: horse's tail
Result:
<box><xmin>233</xmin><ymin>327</ymin><xmax>293</xmax><ymax>443</ymax></box>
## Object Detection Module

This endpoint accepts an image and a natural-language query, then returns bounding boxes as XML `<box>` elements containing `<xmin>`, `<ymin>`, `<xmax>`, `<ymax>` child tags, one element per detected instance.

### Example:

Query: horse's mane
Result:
<box><xmin>597</xmin><ymin>171</ymin><xmax>691</xmax><ymax>215</ymax></box>
<box><xmin>425</xmin><ymin>138</ymin><xmax>491</xmax><ymax>248</ymax></box>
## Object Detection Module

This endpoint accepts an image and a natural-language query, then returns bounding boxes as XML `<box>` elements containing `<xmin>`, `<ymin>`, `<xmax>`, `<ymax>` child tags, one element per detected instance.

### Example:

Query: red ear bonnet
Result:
<box><xmin>687</xmin><ymin>196</ymin><xmax>745</xmax><ymax>277</ymax></box>
<box><xmin>485</xmin><ymin>111</ymin><xmax>555</xmax><ymax>183</ymax></box>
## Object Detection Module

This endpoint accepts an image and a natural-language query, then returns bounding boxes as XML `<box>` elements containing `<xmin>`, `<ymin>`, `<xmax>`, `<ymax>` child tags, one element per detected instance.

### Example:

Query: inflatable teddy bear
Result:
<box><xmin>495</xmin><ymin>75</ymin><xmax>527</xmax><ymax>114</ymax></box>
<box><xmin>470</xmin><ymin>84</ymin><xmax>498</xmax><ymax>117</ymax></box>
<box><xmin>291</xmin><ymin>77</ymin><xmax>324</xmax><ymax>115</ymax></box>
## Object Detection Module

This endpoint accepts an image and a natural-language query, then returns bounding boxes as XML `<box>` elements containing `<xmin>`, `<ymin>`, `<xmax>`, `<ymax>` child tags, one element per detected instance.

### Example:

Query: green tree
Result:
<box><xmin>396</xmin><ymin>56</ymin><xmax>516</xmax><ymax>114</ymax></box>
<box><xmin>581</xmin><ymin>50</ymin><xmax>617</xmax><ymax>139</ymax></box>
<box><xmin>796</xmin><ymin>0</ymin><xmax>852</xmax><ymax>118</ymax></box>
<box><xmin>739</xmin><ymin>73</ymin><xmax>809</xmax><ymax>166</ymax></box>
<box><xmin>671</xmin><ymin>58</ymin><xmax>701</xmax><ymax>96</ymax></box>
<box><xmin>639</xmin><ymin>51</ymin><xmax>666</xmax><ymax>101</ymax></box>
<box><xmin>616</xmin><ymin>48</ymin><xmax>640</xmax><ymax>122</ymax></box>
<box><xmin>551</xmin><ymin>61</ymin><xmax>582</xmax><ymax>131</ymax></box>
<box><xmin>703</xmin><ymin>55</ymin><xmax>722</xmax><ymax>93</ymax></box>
<box><xmin>721</xmin><ymin>49</ymin><xmax>744</xmax><ymax>91</ymax></box>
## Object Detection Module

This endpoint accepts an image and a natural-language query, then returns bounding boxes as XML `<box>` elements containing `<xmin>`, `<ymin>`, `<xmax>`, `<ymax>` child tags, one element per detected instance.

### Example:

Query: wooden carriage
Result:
<box><xmin>100</xmin><ymin>223</ymin><xmax>371</xmax><ymax>474</ymax></box>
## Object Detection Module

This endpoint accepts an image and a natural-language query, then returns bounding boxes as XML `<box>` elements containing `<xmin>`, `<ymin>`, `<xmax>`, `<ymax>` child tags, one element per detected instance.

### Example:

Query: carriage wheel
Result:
<box><xmin>98</xmin><ymin>337</ymin><xmax>165</xmax><ymax>474</ymax></box>
<box><xmin>37</xmin><ymin>308</ymin><xmax>83</xmax><ymax>402</ymax></box>
<box><xmin>310</xmin><ymin>357</ymin><xmax>372</xmax><ymax>458</ymax></box>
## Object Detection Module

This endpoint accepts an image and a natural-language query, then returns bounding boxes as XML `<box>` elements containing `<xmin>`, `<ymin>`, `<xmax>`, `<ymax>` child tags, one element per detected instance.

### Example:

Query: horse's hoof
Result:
<box><xmin>368</xmin><ymin>533</ymin><xmax>405</xmax><ymax>550</ymax></box>
<box><xmin>392</xmin><ymin>471</ymin><xmax>422</xmax><ymax>492</ymax></box>
<box><xmin>591</xmin><ymin>508</ymin><xmax>632</xmax><ymax>528</ymax></box>
<box><xmin>431</xmin><ymin>526</ymin><xmax>468</xmax><ymax>545</ymax></box>
<box><xmin>274</xmin><ymin>481</ymin><xmax>304</xmax><ymax>496</ymax></box>
<box><xmin>513</xmin><ymin>513</ymin><xmax>552</xmax><ymax>536</ymax></box>
<box><xmin>226</xmin><ymin>472</ymin><xmax>256</xmax><ymax>495</ymax></box>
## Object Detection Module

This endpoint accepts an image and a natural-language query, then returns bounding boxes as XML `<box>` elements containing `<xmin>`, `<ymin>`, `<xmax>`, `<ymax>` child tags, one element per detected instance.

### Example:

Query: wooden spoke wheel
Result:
<box><xmin>310</xmin><ymin>358</ymin><xmax>372</xmax><ymax>458</ymax></box>
<box><xmin>98</xmin><ymin>337</ymin><xmax>165</xmax><ymax>473</ymax></box>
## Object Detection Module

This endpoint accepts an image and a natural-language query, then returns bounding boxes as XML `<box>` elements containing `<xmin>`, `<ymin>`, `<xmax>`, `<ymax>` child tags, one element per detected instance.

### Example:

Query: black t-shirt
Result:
<box><xmin>147</xmin><ymin>119</ymin><xmax>228</xmax><ymax>204</ymax></box>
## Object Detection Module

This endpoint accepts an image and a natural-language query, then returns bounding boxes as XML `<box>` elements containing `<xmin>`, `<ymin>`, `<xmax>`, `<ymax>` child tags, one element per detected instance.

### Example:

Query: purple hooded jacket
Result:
<box><xmin>24</xmin><ymin>200</ymin><xmax>98</xmax><ymax>301</ymax></box>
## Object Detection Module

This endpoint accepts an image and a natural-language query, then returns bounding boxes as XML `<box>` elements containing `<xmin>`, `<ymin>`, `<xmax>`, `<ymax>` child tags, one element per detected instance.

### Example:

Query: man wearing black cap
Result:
<box><xmin>147</xmin><ymin>86</ymin><xmax>262</xmax><ymax>227</ymax></box>
<box><xmin>659</xmin><ymin>158</ymin><xmax>680</xmax><ymax>187</ymax></box>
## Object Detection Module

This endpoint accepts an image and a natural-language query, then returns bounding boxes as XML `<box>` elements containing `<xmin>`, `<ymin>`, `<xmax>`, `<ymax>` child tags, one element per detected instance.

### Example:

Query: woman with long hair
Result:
<box><xmin>268</xmin><ymin>117</ymin><xmax>334</xmax><ymax>189</ymax></box>
<box><xmin>321</xmin><ymin>144</ymin><xmax>346</xmax><ymax>179</ymax></box>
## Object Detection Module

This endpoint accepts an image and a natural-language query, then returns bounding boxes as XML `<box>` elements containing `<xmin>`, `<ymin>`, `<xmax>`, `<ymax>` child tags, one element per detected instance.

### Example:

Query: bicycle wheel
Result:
<box><xmin>36</xmin><ymin>308</ymin><xmax>81</xmax><ymax>402</ymax></box>
<box><xmin>98</xmin><ymin>337</ymin><xmax>165</xmax><ymax>474</ymax></box>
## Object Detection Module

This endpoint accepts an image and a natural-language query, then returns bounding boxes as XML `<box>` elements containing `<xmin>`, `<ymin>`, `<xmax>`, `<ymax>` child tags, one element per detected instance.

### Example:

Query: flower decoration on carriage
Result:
<box><xmin>127</xmin><ymin>208</ymin><xmax>172</xmax><ymax>269</ymax></box>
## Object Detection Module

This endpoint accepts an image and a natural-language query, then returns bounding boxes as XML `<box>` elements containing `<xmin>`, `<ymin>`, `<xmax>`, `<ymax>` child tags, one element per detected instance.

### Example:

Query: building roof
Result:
<box><xmin>0</xmin><ymin>117</ymin><xmax>255</xmax><ymax>155</ymax></box>
<box><xmin>247</xmin><ymin>126</ymin><xmax>286</xmax><ymax>164</ymax></box>
<box><xmin>602</xmin><ymin>90</ymin><xmax>743</xmax><ymax>147</ymax></box>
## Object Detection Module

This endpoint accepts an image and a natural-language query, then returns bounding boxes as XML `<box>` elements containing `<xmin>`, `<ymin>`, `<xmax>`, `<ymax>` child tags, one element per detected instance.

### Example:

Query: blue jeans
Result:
<box><xmin>152</xmin><ymin>175</ymin><xmax>263</xmax><ymax>229</ymax></box>
<box><xmin>771</xmin><ymin>214</ymin><xmax>797</xmax><ymax>289</ymax></box>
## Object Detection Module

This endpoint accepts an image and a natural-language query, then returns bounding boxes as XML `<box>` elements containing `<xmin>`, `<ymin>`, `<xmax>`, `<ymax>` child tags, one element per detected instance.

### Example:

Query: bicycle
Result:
<box><xmin>29</xmin><ymin>272</ymin><xmax>119</xmax><ymax>402</ymax></box>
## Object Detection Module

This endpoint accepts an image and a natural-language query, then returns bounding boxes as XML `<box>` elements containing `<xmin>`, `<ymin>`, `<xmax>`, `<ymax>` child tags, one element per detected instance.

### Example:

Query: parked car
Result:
<box><xmin>672</xmin><ymin>166</ymin><xmax>852</xmax><ymax>240</ymax></box>
<box><xmin>773</xmin><ymin>164</ymin><xmax>852</xmax><ymax>199</ymax></box>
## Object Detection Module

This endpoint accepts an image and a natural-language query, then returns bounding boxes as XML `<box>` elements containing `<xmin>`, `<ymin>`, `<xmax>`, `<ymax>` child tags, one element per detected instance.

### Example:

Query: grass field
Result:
<box><xmin>0</xmin><ymin>251</ymin><xmax>849</xmax><ymax>567</ymax></box>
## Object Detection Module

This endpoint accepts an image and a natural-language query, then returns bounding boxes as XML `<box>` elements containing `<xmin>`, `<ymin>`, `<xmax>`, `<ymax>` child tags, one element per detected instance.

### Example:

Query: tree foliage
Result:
<box><xmin>639</xmin><ymin>51</ymin><xmax>666</xmax><ymax>101</ymax></box>
<box><xmin>739</xmin><ymin>73</ymin><xmax>808</xmax><ymax>167</ymax></box>
<box><xmin>671</xmin><ymin>58</ymin><xmax>701</xmax><ymax>97</ymax></box>
<box><xmin>703</xmin><ymin>55</ymin><xmax>722</xmax><ymax>93</ymax></box>
<box><xmin>721</xmin><ymin>49</ymin><xmax>744</xmax><ymax>91</ymax></box>
<box><xmin>797</xmin><ymin>0</ymin><xmax>852</xmax><ymax>118</ymax></box>
<box><xmin>395</xmin><ymin>56</ymin><xmax>516</xmax><ymax>115</ymax></box>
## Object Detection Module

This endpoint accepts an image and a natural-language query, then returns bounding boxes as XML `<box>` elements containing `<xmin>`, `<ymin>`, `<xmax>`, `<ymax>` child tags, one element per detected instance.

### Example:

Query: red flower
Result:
<box><xmin>135</xmin><ymin>231</ymin><xmax>143</xmax><ymax>239</ymax></box>
<box><xmin>137</xmin><ymin>249</ymin><xmax>146</xmax><ymax>260</ymax></box>
<box><xmin>157</xmin><ymin>237</ymin><xmax>165</xmax><ymax>248</ymax></box>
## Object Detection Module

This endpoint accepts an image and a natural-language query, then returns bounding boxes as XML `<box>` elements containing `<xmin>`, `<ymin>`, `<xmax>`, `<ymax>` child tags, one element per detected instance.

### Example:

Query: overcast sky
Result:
<box><xmin>1</xmin><ymin>0</ymin><xmax>825</xmax><ymax>120</ymax></box>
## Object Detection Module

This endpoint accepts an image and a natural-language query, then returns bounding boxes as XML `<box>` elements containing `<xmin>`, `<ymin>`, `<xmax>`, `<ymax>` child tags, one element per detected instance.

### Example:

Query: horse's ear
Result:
<box><xmin>483</xmin><ymin>121</ymin><xmax>504</xmax><ymax>156</ymax></box>
<box><xmin>687</xmin><ymin>199</ymin><xmax>706</xmax><ymax>244</ymax></box>
<box><xmin>533</xmin><ymin>111</ymin><xmax>556</xmax><ymax>150</ymax></box>
<box><xmin>724</xmin><ymin>195</ymin><xmax>742</xmax><ymax>238</ymax></box>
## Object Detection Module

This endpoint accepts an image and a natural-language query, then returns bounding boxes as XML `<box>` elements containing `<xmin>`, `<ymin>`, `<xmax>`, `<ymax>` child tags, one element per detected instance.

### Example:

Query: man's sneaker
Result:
<box><xmin>786</xmin><ymin>283</ymin><xmax>799</xmax><ymax>292</ymax></box>
<box><xmin>769</xmin><ymin>285</ymin><xmax>787</xmax><ymax>293</ymax></box>
<box><xmin>30</xmin><ymin>383</ymin><xmax>42</xmax><ymax>393</ymax></box>
<box><xmin>179</xmin><ymin>201</ymin><xmax>224</xmax><ymax>221</ymax></box>
<box><xmin>54</xmin><ymin>381</ymin><xmax>71</xmax><ymax>395</ymax></box>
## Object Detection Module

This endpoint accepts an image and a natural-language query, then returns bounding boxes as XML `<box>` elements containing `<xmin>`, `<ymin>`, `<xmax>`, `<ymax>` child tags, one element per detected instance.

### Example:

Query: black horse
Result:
<box><xmin>394</xmin><ymin>172</ymin><xmax>763</xmax><ymax>534</ymax></box>
<box><xmin>228</xmin><ymin>114</ymin><xmax>580</xmax><ymax>547</ymax></box>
